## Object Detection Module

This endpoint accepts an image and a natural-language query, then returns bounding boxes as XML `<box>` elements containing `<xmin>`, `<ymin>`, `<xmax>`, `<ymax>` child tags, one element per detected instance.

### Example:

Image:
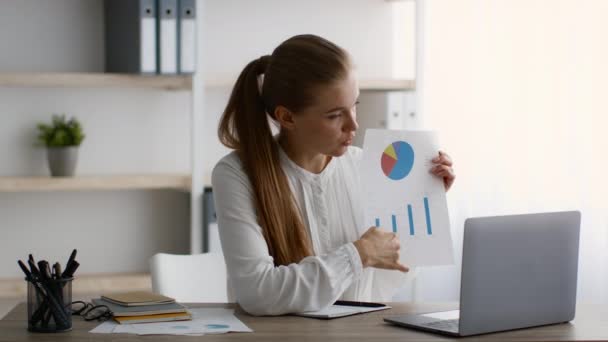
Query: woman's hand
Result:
<box><xmin>353</xmin><ymin>227</ymin><xmax>409</xmax><ymax>272</ymax></box>
<box><xmin>431</xmin><ymin>151</ymin><xmax>455</xmax><ymax>192</ymax></box>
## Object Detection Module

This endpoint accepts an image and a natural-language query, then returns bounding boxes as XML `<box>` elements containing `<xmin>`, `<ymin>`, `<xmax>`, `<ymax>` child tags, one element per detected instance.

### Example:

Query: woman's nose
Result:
<box><xmin>345</xmin><ymin>110</ymin><xmax>359</xmax><ymax>132</ymax></box>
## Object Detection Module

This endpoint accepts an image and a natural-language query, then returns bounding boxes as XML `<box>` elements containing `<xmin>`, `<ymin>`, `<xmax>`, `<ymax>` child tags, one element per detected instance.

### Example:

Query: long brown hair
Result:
<box><xmin>218</xmin><ymin>34</ymin><xmax>351</xmax><ymax>266</ymax></box>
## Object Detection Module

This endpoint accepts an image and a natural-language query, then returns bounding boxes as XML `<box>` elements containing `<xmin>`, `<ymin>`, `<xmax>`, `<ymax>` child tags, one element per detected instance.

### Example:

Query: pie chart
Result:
<box><xmin>381</xmin><ymin>141</ymin><xmax>415</xmax><ymax>180</ymax></box>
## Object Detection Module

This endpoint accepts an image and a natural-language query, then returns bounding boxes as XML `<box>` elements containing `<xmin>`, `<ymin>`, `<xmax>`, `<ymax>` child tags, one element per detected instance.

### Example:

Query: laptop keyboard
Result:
<box><xmin>421</xmin><ymin>319</ymin><xmax>460</xmax><ymax>332</ymax></box>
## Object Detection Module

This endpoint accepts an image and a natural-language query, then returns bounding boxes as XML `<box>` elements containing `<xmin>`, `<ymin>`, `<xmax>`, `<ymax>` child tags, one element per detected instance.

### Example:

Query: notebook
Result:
<box><xmin>295</xmin><ymin>300</ymin><xmax>391</xmax><ymax>319</ymax></box>
<box><xmin>92</xmin><ymin>298</ymin><xmax>188</xmax><ymax>317</ymax></box>
<box><xmin>113</xmin><ymin>312</ymin><xmax>192</xmax><ymax>324</ymax></box>
<box><xmin>101</xmin><ymin>291</ymin><xmax>175</xmax><ymax>306</ymax></box>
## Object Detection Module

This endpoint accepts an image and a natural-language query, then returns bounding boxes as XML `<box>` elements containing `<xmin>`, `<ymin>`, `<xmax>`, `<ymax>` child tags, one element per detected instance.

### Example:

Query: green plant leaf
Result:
<box><xmin>36</xmin><ymin>114</ymin><xmax>86</xmax><ymax>147</ymax></box>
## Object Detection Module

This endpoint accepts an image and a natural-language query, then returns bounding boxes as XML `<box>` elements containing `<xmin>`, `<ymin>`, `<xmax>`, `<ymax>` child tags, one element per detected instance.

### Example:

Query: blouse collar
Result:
<box><xmin>277</xmin><ymin>143</ymin><xmax>337</xmax><ymax>184</ymax></box>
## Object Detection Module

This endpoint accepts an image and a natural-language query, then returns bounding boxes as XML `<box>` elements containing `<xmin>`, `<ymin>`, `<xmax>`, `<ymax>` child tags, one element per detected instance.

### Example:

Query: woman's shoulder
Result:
<box><xmin>211</xmin><ymin>151</ymin><xmax>248</xmax><ymax>187</ymax></box>
<box><xmin>215</xmin><ymin>150</ymin><xmax>242</xmax><ymax>168</ymax></box>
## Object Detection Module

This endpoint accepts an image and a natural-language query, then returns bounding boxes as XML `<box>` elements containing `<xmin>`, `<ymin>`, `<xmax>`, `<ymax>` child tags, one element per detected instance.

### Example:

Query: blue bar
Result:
<box><xmin>375</xmin><ymin>218</ymin><xmax>380</xmax><ymax>227</ymax></box>
<box><xmin>407</xmin><ymin>204</ymin><xmax>414</xmax><ymax>235</ymax></box>
<box><xmin>391</xmin><ymin>215</ymin><xmax>397</xmax><ymax>233</ymax></box>
<box><xmin>424</xmin><ymin>197</ymin><xmax>433</xmax><ymax>235</ymax></box>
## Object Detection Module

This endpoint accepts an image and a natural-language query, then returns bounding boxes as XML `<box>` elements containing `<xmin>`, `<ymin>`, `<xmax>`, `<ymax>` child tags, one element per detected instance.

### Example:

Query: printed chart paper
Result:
<box><xmin>361</xmin><ymin>129</ymin><xmax>454</xmax><ymax>267</ymax></box>
<box><xmin>90</xmin><ymin>308</ymin><xmax>252</xmax><ymax>336</ymax></box>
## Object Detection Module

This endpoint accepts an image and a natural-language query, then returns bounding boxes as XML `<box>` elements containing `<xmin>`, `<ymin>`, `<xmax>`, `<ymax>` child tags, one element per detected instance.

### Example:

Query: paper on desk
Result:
<box><xmin>90</xmin><ymin>320</ymin><xmax>118</xmax><ymax>333</ymax></box>
<box><xmin>361</xmin><ymin>129</ymin><xmax>455</xmax><ymax>267</ymax></box>
<box><xmin>296</xmin><ymin>304</ymin><xmax>391</xmax><ymax>319</ymax></box>
<box><xmin>89</xmin><ymin>308</ymin><xmax>252</xmax><ymax>336</ymax></box>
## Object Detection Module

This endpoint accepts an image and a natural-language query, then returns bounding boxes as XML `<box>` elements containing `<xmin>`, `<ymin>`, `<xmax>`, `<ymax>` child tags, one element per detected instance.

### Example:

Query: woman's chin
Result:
<box><xmin>329</xmin><ymin>145</ymin><xmax>349</xmax><ymax>157</ymax></box>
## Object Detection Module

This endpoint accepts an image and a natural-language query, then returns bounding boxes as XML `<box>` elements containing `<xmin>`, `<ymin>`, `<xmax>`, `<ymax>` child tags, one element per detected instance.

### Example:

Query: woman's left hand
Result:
<box><xmin>430</xmin><ymin>151</ymin><xmax>455</xmax><ymax>192</ymax></box>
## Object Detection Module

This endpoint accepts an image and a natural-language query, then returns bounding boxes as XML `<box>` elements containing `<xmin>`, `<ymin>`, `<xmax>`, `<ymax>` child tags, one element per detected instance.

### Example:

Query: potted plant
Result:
<box><xmin>36</xmin><ymin>114</ymin><xmax>85</xmax><ymax>177</ymax></box>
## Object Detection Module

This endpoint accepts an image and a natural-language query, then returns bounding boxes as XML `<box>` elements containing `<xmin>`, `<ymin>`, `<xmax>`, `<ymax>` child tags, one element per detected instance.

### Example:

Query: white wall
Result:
<box><xmin>415</xmin><ymin>0</ymin><xmax>608</xmax><ymax>302</ymax></box>
<box><xmin>198</xmin><ymin>0</ymin><xmax>413</xmax><ymax>181</ymax></box>
<box><xmin>0</xmin><ymin>0</ymin><xmax>411</xmax><ymax>278</ymax></box>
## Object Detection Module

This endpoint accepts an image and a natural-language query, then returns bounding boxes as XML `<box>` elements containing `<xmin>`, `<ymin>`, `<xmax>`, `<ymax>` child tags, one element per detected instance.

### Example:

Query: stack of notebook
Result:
<box><xmin>92</xmin><ymin>291</ymin><xmax>191</xmax><ymax>324</ymax></box>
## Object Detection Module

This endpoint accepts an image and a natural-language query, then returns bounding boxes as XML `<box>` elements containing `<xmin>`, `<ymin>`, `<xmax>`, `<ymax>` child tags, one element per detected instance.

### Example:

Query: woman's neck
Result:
<box><xmin>278</xmin><ymin>134</ymin><xmax>331</xmax><ymax>174</ymax></box>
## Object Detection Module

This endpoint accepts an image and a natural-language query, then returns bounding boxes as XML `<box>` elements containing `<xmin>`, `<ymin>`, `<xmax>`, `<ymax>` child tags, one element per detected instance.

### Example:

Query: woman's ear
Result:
<box><xmin>274</xmin><ymin>105</ymin><xmax>296</xmax><ymax>131</ymax></box>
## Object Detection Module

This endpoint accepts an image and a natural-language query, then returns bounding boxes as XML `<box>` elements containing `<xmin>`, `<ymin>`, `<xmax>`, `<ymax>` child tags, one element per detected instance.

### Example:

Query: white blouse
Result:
<box><xmin>211</xmin><ymin>145</ymin><xmax>407</xmax><ymax>316</ymax></box>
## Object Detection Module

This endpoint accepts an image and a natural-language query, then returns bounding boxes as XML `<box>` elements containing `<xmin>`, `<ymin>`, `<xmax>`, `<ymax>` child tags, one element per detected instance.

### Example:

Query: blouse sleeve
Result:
<box><xmin>211</xmin><ymin>157</ymin><xmax>363</xmax><ymax>316</ymax></box>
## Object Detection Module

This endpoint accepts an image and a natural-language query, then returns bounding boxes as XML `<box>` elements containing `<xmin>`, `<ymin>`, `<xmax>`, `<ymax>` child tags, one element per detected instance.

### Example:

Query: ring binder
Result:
<box><xmin>178</xmin><ymin>0</ymin><xmax>197</xmax><ymax>74</ymax></box>
<box><xmin>104</xmin><ymin>0</ymin><xmax>157</xmax><ymax>74</ymax></box>
<box><xmin>158</xmin><ymin>0</ymin><xmax>178</xmax><ymax>74</ymax></box>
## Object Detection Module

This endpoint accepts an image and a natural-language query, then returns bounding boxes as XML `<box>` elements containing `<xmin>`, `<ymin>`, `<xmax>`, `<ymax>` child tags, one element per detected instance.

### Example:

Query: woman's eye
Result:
<box><xmin>327</xmin><ymin>113</ymin><xmax>342</xmax><ymax>119</ymax></box>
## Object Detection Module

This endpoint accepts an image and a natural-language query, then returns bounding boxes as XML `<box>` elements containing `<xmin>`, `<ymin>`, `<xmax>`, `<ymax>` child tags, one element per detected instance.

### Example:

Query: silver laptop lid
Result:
<box><xmin>459</xmin><ymin>211</ymin><xmax>581</xmax><ymax>336</ymax></box>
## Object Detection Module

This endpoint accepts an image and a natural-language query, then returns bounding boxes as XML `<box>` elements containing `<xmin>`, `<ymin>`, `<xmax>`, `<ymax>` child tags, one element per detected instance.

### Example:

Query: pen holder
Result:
<box><xmin>26</xmin><ymin>277</ymin><xmax>73</xmax><ymax>333</ymax></box>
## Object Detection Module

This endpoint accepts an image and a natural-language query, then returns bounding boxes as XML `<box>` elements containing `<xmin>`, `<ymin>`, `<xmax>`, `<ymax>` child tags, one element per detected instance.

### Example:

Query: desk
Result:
<box><xmin>1</xmin><ymin>302</ymin><xmax>607</xmax><ymax>341</ymax></box>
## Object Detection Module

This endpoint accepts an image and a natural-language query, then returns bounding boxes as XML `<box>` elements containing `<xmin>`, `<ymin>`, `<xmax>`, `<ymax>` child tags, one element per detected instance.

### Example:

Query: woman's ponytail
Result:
<box><xmin>218</xmin><ymin>54</ymin><xmax>313</xmax><ymax>266</ymax></box>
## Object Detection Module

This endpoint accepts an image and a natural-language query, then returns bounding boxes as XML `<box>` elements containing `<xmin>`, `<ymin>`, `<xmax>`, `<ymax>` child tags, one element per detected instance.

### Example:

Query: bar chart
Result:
<box><xmin>375</xmin><ymin>196</ymin><xmax>433</xmax><ymax>236</ymax></box>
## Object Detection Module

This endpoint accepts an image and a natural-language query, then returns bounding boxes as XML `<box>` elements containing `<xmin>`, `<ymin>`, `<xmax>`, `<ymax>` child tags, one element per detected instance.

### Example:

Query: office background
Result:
<box><xmin>0</xmin><ymin>0</ymin><xmax>413</xmax><ymax>293</ymax></box>
<box><xmin>0</xmin><ymin>0</ymin><xmax>606</xmax><ymax>306</ymax></box>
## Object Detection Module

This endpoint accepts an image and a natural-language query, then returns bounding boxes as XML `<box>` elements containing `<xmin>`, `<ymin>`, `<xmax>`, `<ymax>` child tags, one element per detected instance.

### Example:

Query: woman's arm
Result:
<box><xmin>212</xmin><ymin>158</ymin><xmax>362</xmax><ymax>316</ymax></box>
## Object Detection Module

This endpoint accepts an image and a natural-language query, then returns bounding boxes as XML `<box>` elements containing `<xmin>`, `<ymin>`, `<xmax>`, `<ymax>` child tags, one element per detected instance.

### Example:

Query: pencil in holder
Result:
<box><xmin>26</xmin><ymin>277</ymin><xmax>73</xmax><ymax>333</ymax></box>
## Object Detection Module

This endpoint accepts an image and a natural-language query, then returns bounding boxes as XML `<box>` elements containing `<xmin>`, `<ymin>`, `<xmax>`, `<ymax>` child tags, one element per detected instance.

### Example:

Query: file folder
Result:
<box><xmin>104</xmin><ymin>0</ymin><xmax>157</xmax><ymax>74</ymax></box>
<box><xmin>178</xmin><ymin>0</ymin><xmax>197</xmax><ymax>74</ymax></box>
<box><xmin>158</xmin><ymin>0</ymin><xmax>178</xmax><ymax>74</ymax></box>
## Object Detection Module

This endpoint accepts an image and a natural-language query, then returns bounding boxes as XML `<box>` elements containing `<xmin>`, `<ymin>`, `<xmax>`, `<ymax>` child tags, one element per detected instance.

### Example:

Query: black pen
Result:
<box><xmin>62</xmin><ymin>249</ymin><xmax>77</xmax><ymax>278</ymax></box>
<box><xmin>62</xmin><ymin>260</ymin><xmax>80</xmax><ymax>278</ymax></box>
<box><xmin>334</xmin><ymin>300</ymin><xmax>387</xmax><ymax>308</ymax></box>
<box><xmin>36</xmin><ymin>260</ymin><xmax>70</xmax><ymax>327</ymax></box>
<box><xmin>19</xmin><ymin>260</ymin><xmax>49</xmax><ymax>326</ymax></box>
<box><xmin>38</xmin><ymin>261</ymin><xmax>52</xmax><ymax>280</ymax></box>
<box><xmin>17</xmin><ymin>260</ymin><xmax>35</xmax><ymax>282</ymax></box>
<box><xmin>53</xmin><ymin>263</ymin><xmax>62</xmax><ymax>280</ymax></box>
<box><xmin>28</xmin><ymin>259</ymin><xmax>41</xmax><ymax>279</ymax></box>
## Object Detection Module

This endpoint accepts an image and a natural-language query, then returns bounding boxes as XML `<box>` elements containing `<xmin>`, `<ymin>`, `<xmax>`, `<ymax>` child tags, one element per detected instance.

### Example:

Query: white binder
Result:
<box><xmin>178</xmin><ymin>0</ymin><xmax>197</xmax><ymax>74</ymax></box>
<box><xmin>139</xmin><ymin>0</ymin><xmax>157</xmax><ymax>73</ymax></box>
<box><xmin>158</xmin><ymin>0</ymin><xmax>178</xmax><ymax>74</ymax></box>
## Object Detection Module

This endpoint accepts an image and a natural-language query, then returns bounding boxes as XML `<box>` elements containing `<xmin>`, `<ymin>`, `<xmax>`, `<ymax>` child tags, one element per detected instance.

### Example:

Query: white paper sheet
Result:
<box><xmin>89</xmin><ymin>308</ymin><xmax>252</xmax><ymax>336</ymax></box>
<box><xmin>89</xmin><ymin>320</ymin><xmax>118</xmax><ymax>333</ymax></box>
<box><xmin>296</xmin><ymin>304</ymin><xmax>391</xmax><ymax>319</ymax></box>
<box><xmin>361</xmin><ymin>129</ymin><xmax>455</xmax><ymax>266</ymax></box>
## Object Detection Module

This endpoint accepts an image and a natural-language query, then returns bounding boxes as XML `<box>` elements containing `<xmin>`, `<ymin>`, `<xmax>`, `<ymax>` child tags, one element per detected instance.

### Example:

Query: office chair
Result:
<box><xmin>149</xmin><ymin>252</ymin><xmax>230</xmax><ymax>303</ymax></box>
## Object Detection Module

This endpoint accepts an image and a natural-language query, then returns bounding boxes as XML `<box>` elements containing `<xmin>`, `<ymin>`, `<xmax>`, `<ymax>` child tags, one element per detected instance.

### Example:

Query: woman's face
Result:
<box><xmin>290</xmin><ymin>69</ymin><xmax>360</xmax><ymax>157</ymax></box>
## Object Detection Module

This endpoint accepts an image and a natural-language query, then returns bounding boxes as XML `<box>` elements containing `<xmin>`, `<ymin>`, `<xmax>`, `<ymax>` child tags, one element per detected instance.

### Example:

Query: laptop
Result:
<box><xmin>384</xmin><ymin>211</ymin><xmax>581</xmax><ymax>337</ymax></box>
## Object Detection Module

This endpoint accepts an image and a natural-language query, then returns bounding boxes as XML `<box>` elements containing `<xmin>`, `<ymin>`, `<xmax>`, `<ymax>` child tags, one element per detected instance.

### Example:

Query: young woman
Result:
<box><xmin>212</xmin><ymin>34</ymin><xmax>455</xmax><ymax>316</ymax></box>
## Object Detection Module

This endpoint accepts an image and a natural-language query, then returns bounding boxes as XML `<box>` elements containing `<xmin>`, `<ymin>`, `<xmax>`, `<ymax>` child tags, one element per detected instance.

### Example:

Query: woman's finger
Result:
<box><xmin>430</xmin><ymin>165</ymin><xmax>456</xmax><ymax>191</ymax></box>
<box><xmin>430</xmin><ymin>164</ymin><xmax>454</xmax><ymax>175</ymax></box>
<box><xmin>432</xmin><ymin>151</ymin><xmax>453</xmax><ymax>166</ymax></box>
<box><xmin>433</xmin><ymin>168</ymin><xmax>455</xmax><ymax>179</ymax></box>
<box><xmin>395</xmin><ymin>262</ymin><xmax>409</xmax><ymax>273</ymax></box>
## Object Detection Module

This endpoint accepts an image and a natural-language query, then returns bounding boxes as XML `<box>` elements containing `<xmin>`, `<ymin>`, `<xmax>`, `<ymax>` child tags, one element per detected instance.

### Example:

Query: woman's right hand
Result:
<box><xmin>353</xmin><ymin>227</ymin><xmax>409</xmax><ymax>272</ymax></box>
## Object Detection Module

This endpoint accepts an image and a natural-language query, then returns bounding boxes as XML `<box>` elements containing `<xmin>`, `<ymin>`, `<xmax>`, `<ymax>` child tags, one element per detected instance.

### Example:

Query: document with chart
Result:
<box><xmin>360</xmin><ymin>129</ymin><xmax>454</xmax><ymax>267</ymax></box>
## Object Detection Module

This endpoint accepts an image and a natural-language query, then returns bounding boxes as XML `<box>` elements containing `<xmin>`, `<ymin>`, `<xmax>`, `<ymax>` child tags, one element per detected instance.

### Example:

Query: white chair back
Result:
<box><xmin>150</xmin><ymin>252</ymin><xmax>229</xmax><ymax>303</ymax></box>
